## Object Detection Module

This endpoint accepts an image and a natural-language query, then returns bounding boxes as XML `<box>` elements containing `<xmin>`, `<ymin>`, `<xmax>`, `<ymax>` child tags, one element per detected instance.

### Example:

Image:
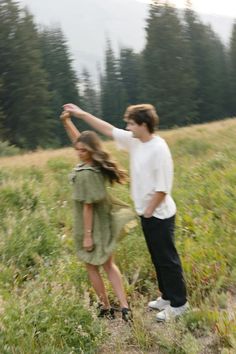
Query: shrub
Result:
<box><xmin>0</xmin><ymin>281</ymin><xmax>105</xmax><ymax>353</ymax></box>
<box><xmin>1</xmin><ymin>214</ymin><xmax>61</xmax><ymax>273</ymax></box>
<box><xmin>47</xmin><ymin>157</ymin><xmax>72</xmax><ymax>172</ymax></box>
<box><xmin>0</xmin><ymin>140</ymin><xmax>21</xmax><ymax>156</ymax></box>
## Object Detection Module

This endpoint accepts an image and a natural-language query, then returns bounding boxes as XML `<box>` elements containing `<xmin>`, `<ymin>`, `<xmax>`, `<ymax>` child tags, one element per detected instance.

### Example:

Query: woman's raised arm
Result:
<box><xmin>60</xmin><ymin>111</ymin><xmax>80</xmax><ymax>144</ymax></box>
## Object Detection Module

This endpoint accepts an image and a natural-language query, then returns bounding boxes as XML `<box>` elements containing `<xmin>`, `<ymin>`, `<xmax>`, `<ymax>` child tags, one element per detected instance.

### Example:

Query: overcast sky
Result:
<box><xmin>17</xmin><ymin>0</ymin><xmax>235</xmax><ymax>81</ymax></box>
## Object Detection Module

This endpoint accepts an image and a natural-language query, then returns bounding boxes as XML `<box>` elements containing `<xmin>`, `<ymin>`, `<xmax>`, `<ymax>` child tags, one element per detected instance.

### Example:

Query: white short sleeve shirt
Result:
<box><xmin>112</xmin><ymin>127</ymin><xmax>176</xmax><ymax>219</ymax></box>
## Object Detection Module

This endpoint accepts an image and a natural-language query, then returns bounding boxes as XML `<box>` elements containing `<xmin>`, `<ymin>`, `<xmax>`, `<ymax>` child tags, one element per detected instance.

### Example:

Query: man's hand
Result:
<box><xmin>63</xmin><ymin>103</ymin><xmax>86</xmax><ymax>118</ymax></box>
<box><xmin>63</xmin><ymin>102</ymin><xmax>114</xmax><ymax>138</ymax></box>
<box><xmin>60</xmin><ymin>111</ymin><xmax>71</xmax><ymax>122</ymax></box>
<box><xmin>143</xmin><ymin>192</ymin><xmax>166</xmax><ymax>218</ymax></box>
<box><xmin>143</xmin><ymin>209</ymin><xmax>153</xmax><ymax>218</ymax></box>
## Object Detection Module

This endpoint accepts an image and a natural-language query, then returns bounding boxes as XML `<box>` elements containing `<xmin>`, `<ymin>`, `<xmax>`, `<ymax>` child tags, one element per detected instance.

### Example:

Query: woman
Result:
<box><xmin>61</xmin><ymin>111</ymin><xmax>135</xmax><ymax>321</ymax></box>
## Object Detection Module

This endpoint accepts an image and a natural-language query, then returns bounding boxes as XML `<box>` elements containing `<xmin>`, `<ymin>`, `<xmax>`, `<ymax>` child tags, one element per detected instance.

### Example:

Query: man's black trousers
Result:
<box><xmin>140</xmin><ymin>215</ymin><xmax>187</xmax><ymax>307</ymax></box>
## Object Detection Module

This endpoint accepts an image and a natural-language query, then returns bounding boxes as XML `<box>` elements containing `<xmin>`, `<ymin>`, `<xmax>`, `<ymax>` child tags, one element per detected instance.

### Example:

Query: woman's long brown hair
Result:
<box><xmin>76</xmin><ymin>131</ymin><xmax>127</xmax><ymax>184</ymax></box>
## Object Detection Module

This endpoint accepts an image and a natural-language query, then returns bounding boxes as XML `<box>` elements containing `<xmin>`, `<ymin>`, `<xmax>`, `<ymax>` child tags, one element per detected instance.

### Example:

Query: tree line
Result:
<box><xmin>0</xmin><ymin>0</ymin><xmax>236</xmax><ymax>149</ymax></box>
<box><xmin>0</xmin><ymin>0</ymin><xmax>80</xmax><ymax>149</ymax></box>
<box><xmin>99</xmin><ymin>2</ymin><xmax>236</xmax><ymax>129</ymax></box>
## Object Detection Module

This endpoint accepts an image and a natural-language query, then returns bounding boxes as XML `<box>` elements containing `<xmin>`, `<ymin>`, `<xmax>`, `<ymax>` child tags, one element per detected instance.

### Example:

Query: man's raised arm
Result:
<box><xmin>63</xmin><ymin>103</ymin><xmax>114</xmax><ymax>138</ymax></box>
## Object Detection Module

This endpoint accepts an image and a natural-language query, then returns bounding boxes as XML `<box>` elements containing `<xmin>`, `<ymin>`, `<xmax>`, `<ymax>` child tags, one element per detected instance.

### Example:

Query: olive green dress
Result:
<box><xmin>70</xmin><ymin>164</ymin><xmax>136</xmax><ymax>265</ymax></box>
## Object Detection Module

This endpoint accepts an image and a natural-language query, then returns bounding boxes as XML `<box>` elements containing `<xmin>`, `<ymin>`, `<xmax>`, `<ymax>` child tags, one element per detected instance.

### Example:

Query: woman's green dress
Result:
<box><xmin>70</xmin><ymin>164</ymin><xmax>136</xmax><ymax>265</ymax></box>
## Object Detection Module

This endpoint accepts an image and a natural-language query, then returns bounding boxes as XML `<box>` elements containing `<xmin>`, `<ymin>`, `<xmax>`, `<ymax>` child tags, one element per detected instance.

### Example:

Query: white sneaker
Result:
<box><xmin>156</xmin><ymin>302</ymin><xmax>189</xmax><ymax>322</ymax></box>
<box><xmin>148</xmin><ymin>297</ymin><xmax>170</xmax><ymax>311</ymax></box>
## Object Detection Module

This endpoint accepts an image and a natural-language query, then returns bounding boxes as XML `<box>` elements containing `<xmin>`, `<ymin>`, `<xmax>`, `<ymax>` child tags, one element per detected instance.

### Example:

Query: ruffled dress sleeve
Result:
<box><xmin>72</xmin><ymin>167</ymin><xmax>106</xmax><ymax>203</ymax></box>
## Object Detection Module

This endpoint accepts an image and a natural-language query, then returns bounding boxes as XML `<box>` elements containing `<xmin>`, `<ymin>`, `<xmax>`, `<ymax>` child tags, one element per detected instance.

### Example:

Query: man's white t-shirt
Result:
<box><xmin>112</xmin><ymin>127</ymin><xmax>176</xmax><ymax>219</ymax></box>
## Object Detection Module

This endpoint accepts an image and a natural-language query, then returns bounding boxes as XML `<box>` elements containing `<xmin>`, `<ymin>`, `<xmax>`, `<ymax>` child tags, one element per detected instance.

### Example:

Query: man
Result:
<box><xmin>63</xmin><ymin>103</ymin><xmax>188</xmax><ymax>321</ymax></box>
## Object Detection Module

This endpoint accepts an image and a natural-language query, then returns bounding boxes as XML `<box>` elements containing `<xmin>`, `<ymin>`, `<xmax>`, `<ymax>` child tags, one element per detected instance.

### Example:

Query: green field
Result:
<box><xmin>0</xmin><ymin>118</ymin><xmax>236</xmax><ymax>353</ymax></box>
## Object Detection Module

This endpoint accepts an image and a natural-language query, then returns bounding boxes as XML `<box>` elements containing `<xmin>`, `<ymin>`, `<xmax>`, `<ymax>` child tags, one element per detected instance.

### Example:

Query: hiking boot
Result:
<box><xmin>156</xmin><ymin>302</ymin><xmax>189</xmax><ymax>322</ymax></box>
<box><xmin>148</xmin><ymin>297</ymin><xmax>170</xmax><ymax>311</ymax></box>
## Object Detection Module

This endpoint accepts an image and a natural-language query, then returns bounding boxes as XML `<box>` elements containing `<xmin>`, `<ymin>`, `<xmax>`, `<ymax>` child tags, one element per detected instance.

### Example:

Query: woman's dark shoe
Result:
<box><xmin>98</xmin><ymin>307</ymin><xmax>115</xmax><ymax>320</ymax></box>
<box><xmin>121</xmin><ymin>307</ymin><xmax>132</xmax><ymax>322</ymax></box>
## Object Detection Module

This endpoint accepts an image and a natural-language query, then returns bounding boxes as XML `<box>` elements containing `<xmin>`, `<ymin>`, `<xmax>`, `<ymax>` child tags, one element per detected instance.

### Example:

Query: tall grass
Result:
<box><xmin>0</xmin><ymin>118</ymin><xmax>236</xmax><ymax>353</ymax></box>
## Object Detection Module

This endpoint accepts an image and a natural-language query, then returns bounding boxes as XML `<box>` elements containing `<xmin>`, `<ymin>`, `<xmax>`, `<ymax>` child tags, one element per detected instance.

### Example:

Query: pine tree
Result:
<box><xmin>0</xmin><ymin>79</ymin><xmax>7</xmax><ymax>139</ymax></box>
<box><xmin>119</xmin><ymin>48</ymin><xmax>142</xmax><ymax>105</ymax></box>
<box><xmin>184</xmin><ymin>4</ymin><xmax>229</xmax><ymax>122</ymax></box>
<box><xmin>0</xmin><ymin>0</ymin><xmax>21</xmax><ymax>142</ymax></box>
<box><xmin>0</xmin><ymin>1</ymin><xmax>54</xmax><ymax>149</ymax></box>
<box><xmin>39</xmin><ymin>27</ymin><xmax>80</xmax><ymax>145</ymax></box>
<box><xmin>100</xmin><ymin>40</ymin><xmax>127</xmax><ymax>127</ymax></box>
<box><xmin>80</xmin><ymin>68</ymin><xmax>100</xmax><ymax>116</ymax></box>
<box><xmin>143</xmin><ymin>2</ymin><xmax>197</xmax><ymax>127</ymax></box>
<box><xmin>229</xmin><ymin>22</ymin><xmax>236</xmax><ymax>115</ymax></box>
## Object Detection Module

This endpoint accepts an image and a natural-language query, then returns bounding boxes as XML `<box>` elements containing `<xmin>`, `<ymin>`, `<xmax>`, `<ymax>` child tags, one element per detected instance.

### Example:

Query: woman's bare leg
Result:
<box><xmin>85</xmin><ymin>263</ymin><xmax>110</xmax><ymax>308</ymax></box>
<box><xmin>103</xmin><ymin>256</ymin><xmax>128</xmax><ymax>308</ymax></box>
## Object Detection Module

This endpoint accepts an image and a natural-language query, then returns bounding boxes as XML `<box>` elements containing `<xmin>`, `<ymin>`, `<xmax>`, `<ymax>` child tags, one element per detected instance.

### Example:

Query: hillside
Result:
<box><xmin>1</xmin><ymin>117</ymin><xmax>235</xmax><ymax>167</ymax></box>
<box><xmin>0</xmin><ymin>118</ymin><xmax>236</xmax><ymax>353</ymax></box>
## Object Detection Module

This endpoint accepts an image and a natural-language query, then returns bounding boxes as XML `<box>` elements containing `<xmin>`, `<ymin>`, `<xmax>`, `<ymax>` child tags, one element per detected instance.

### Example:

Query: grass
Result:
<box><xmin>0</xmin><ymin>117</ymin><xmax>236</xmax><ymax>353</ymax></box>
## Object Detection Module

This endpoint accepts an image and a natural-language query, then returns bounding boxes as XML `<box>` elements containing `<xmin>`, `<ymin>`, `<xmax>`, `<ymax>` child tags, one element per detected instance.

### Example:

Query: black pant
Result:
<box><xmin>141</xmin><ymin>215</ymin><xmax>187</xmax><ymax>307</ymax></box>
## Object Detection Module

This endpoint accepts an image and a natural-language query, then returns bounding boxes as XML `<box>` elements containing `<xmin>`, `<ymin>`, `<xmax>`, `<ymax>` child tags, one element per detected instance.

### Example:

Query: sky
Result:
<box><xmin>17</xmin><ymin>0</ymin><xmax>149</xmax><ymax>79</ymax></box>
<box><xmin>135</xmin><ymin>0</ymin><xmax>236</xmax><ymax>17</ymax></box>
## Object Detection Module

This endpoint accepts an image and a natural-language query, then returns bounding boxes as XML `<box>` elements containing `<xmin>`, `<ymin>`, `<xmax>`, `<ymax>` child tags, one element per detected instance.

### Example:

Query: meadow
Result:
<box><xmin>0</xmin><ymin>118</ymin><xmax>236</xmax><ymax>353</ymax></box>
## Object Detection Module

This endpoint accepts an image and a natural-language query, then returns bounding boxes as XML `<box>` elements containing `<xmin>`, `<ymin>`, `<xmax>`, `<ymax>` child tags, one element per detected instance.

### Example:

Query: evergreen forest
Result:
<box><xmin>0</xmin><ymin>0</ymin><xmax>236</xmax><ymax>149</ymax></box>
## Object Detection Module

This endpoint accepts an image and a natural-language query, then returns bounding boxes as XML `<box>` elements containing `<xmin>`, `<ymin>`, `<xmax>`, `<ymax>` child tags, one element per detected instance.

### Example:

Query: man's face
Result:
<box><xmin>126</xmin><ymin>119</ymin><xmax>145</xmax><ymax>139</ymax></box>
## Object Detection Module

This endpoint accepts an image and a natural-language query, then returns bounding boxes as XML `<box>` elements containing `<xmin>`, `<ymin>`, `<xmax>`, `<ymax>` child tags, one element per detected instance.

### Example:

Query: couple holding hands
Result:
<box><xmin>61</xmin><ymin>103</ymin><xmax>188</xmax><ymax>323</ymax></box>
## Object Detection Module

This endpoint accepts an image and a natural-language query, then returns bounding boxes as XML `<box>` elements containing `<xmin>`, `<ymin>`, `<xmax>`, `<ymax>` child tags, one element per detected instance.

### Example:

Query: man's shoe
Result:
<box><xmin>156</xmin><ymin>302</ymin><xmax>189</xmax><ymax>322</ymax></box>
<box><xmin>148</xmin><ymin>297</ymin><xmax>170</xmax><ymax>311</ymax></box>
